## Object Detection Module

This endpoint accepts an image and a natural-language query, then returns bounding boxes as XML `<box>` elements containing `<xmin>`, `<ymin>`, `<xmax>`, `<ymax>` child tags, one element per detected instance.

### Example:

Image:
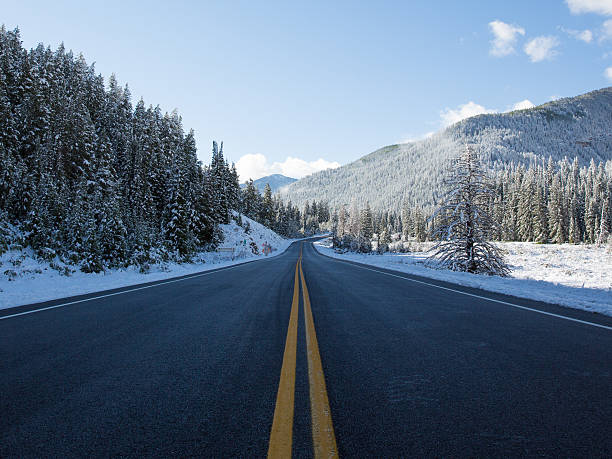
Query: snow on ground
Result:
<box><xmin>314</xmin><ymin>238</ymin><xmax>612</xmax><ymax>317</ymax></box>
<box><xmin>0</xmin><ymin>214</ymin><xmax>293</xmax><ymax>310</ymax></box>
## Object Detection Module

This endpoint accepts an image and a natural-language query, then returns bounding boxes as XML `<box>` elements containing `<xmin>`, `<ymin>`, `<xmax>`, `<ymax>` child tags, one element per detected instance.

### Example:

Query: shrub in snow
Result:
<box><xmin>0</xmin><ymin>213</ymin><xmax>11</xmax><ymax>255</ymax></box>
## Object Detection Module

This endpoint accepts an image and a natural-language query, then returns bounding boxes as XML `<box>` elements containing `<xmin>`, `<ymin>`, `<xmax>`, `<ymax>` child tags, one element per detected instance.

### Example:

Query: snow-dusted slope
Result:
<box><xmin>283</xmin><ymin>87</ymin><xmax>612</xmax><ymax>211</ymax></box>
<box><xmin>0</xmin><ymin>214</ymin><xmax>291</xmax><ymax>310</ymax></box>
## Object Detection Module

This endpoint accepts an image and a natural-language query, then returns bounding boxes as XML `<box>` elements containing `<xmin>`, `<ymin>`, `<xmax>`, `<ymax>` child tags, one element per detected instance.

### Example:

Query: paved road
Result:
<box><xmin>2</xmin><ymin>240</ymin><xmax>611</xmax><ymax>457</ymax></box>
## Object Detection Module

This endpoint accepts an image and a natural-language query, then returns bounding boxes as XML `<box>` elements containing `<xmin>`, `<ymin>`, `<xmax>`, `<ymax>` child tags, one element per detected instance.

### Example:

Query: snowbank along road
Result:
<box><xmin>2</xmin><ymin>239</ymin><xmax>611</xmax><ymax>457</ymax></box>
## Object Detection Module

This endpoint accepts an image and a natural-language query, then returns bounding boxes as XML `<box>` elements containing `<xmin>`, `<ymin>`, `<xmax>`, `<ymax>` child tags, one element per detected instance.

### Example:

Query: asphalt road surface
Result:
<box><xmin>2</xmin><ymin>240</ymin><xmax>611</xmax><ymax>457</ymax></box>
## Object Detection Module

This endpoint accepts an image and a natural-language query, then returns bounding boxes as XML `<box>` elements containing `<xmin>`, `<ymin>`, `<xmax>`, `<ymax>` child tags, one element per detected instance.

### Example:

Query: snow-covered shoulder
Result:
<box><xmin>314</xmin><ymin>238</ymin><xmax>612</xmax><ymax>317</ymax></box>
<box><xmin>0</xmin><ymin>214</ymin><xmax>292</xmax><ymax>310</ymax></box>
<box><xmin>220</xmin><ymin>212</ymin><xmax>289</xmax><ymax>256</ymax></box>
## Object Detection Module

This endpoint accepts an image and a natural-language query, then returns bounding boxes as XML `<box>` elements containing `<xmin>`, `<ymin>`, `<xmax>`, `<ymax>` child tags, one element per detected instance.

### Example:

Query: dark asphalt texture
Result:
<box><xmin>1</xmin><ymin>240</ymin><xmax>611</xmax><ymax>457</ymax></box>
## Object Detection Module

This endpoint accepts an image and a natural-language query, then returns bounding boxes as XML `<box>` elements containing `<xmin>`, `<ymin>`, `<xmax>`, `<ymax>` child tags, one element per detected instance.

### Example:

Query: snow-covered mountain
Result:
<box><xmin>282</xmin><ymin>87</ymin><xmax>612</xmax><ymax>211</ymax></box>
<box><xmin>242</xmin><ymin>174</ymin><xmax>298</xmax><ymax>193</ymax></box>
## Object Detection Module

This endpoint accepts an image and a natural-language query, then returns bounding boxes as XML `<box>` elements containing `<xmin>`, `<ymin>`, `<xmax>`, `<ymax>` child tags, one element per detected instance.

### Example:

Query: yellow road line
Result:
<box><xmin>299</xmin><ymin>258</ymin><xmax>339</xmax><ymax>458</ymax></box>
<box><xmin>267</xmin><ymin>257</ymin><xmax>301</xmax><ymax>458</ymax></box>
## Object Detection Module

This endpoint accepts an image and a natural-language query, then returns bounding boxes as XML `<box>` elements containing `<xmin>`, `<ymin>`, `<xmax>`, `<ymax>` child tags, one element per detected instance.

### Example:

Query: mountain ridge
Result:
<box><xmin>281</xmin><ymin>87</ymin><xmax>612</xmax><ymax>211</ymax></box>
<box><xmin>241</xmin><ymin>174</ymin><xmax>298</xmax><ymax>193</ymax></box>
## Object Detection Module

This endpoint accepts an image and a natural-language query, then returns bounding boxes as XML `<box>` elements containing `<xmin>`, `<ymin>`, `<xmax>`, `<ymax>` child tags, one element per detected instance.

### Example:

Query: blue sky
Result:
<box><xmin>3</xmin><ymin>0</ymin><xmax>612</xmax><ymax>180</ymax></box>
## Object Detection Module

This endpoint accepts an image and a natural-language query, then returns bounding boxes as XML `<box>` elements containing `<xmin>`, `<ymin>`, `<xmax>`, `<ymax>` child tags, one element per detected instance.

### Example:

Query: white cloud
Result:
<box><xmin>488</xmin><ymin>20</ymin><xmax>526</xmax><ymax>56</ymax></box>
<box><xmin>279</xmin><ymin>157</ymin><xmax>341</xmax><ymax>179</ymax></box>
<box><xmin>432</xmin><ymin>98</ymin><xmax>536</xmax><ymax>131</ymax></box>
<box><xmin>511</xmin><ymin>99</ymin><xmax>536</xmax><ymax>110</ymax></box>
<box><xmin>577</xmin><ymin>29</ymin><xmax>594</xmax><ymax>42</ymax></box>
<box><xmin>605</xmin><ymin>66</ymin><xmax>612</xmax><ymax>81</ymax></box>
<box><xmin>566</xmin><ymin>0</ymin><xmax>612</xmax><ymax>15</ymax></box>
<box><xmin>600</xmin><ymin>19</ymin><xmax>612</xmax><ymax>41</ymax></box>
<box><xmin>524</xmin><ymin>36</ymin><xmax>560</xmax><ymax>62</ymax></box>
<box><xmin>235</xmin><ymin>153</ymin><xmax>340</xmax><ymax>182</ymax></box>
<box><xmin>440</xmin><ymin>101</ymin><xmax>497</xmax><ymax>127</ymax></box>
<box><xmin>560</xmin><ymin>26</ymin><xmax>594</xmax><ymax>42</ymax></box>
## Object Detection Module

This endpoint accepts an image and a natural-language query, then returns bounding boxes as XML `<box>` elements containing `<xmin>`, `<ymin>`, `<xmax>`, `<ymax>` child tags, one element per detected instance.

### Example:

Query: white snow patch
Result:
<box><xmin>0</xmin><ymin>214</ymin><xmax>294</xmax><ymax>310</ymax></box>
<box><xmin>314</xmin><ymin>238</ymin><xmax>612</xmax><ymax>317</ymax></box>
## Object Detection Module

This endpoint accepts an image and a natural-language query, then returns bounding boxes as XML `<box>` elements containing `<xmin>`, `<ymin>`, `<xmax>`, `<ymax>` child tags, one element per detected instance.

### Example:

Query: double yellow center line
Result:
<box><xmin>267</xmin><ymin>252</ymin><xmax>301</xmax><ymax>457</ymax></box>
<box><xmin>268</xmin><ymin>246</ymin><xmax>338</xmax><ymax>458</ymax></box>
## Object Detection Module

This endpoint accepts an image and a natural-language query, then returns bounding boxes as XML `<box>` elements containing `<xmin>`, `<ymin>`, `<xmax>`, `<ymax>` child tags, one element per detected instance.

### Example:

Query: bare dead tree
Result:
<box><xmin>427</xmin><ymin>144</ymin><xmax>510</xmax><ymax>276</ymax></box>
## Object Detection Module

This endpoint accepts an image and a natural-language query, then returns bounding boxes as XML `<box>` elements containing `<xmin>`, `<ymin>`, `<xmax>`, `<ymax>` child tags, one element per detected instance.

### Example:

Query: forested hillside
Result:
<box><xmin>283</xmin><ymin>87</ymin><xmax>612</xmax><ymax>212</ymax></box>
<box><xmin>0</xmin><ymin>27</ymin><xmax>244</xmax><ymax>271</ymax></box>
<box><xmin>333</xmin><ymin>155</ymin><xmax>611</xmax><ymax>253</ymax></box>
<box><xmin>0</xmin><ymin>25</ymin><xmax>336</xmax><ymax>274</ymax></box>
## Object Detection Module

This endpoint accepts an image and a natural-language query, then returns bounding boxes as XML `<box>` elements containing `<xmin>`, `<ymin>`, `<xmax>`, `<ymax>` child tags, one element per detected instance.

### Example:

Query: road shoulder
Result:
<box><xmin>311</xmin><ymin>241</ymin><xmax>612</xmax><ymax>329</ymax></box>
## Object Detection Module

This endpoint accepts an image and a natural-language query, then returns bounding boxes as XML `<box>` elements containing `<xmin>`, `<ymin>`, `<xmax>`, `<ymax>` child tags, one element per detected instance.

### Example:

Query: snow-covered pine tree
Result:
<box><xmin>228</xmin><ymin>163</ymin><xmax>241</xmax><ymax>215</ymax></box>
<box><xmin>302</xmin><ymin>201</ymin><xmax>310</xmax><ymax>234</ymax></box>
<box><xmin>401</xmin><ymin>203</ymin><xmax>412</xmax><ymax>241</ymax></box>
<box><xmin>125</xmin><ymin>99</ymin><xmax>154</xmax><ymax>253</ymax></box>
<box><xmin>547</xmin><ymin>174</ymin><xmax>566</xmax><ymax>243</ymax></box>
<box><xmin>330</xmin><ymin>208</ymin><xmax>339</xmax><ymax>241</ymax></box>
<box><xmin>337</xmin><ymin>206</ymin><xmax>347</xmax><ymax>236</ymax></box>
<box><xmin>413</xmin><ymin>207</ymin><xmax>427</xmax><ymax>242</ymax></box>
<box><xmin>164</xmin><ymin>164</ymin><xmax>193</xmax><ymax>258</ymax></box>
<box><xmin>317</xmin><ymin>201</ymin><xmax>330</xmax><ymax>224</ymax></box>
<box><xmin>428</xmin><ymin>144</ymin><xmax>509</xmax><ymax>276</ymax></box>
<box><xmin>491</xmin><ymin>194</ymin><xmax>504</xmax><ymax>241</ymax></box>
<box><xmin>518</xmin><ymin>168</ymin><xmax>536</xmax><ymax>241</ymax></box>
<box><xmin>24</xmin><ymin>171</ymin><xmax>58</xmax><ymax>258</ymax></box>
<box><xmin>596</xmin><ymin>198</ymin><xmax>610</xmax><ymax>245</ymax></box>
<box><xmin>348</xmin><ymin>200</ymin><xmax>360</xmax><ymax>236</ymax></box>
<box><xmin>378</xmin><ymin>227</ymin><xmax>391</xmax><ymax>253</ymax></box>
<box><xmin>260</xmin><ymin>183</ymin><xmax>274</xmax><ymax>228</ymax></box>
<box><xmin>210</xmin><ymin>141</ymin><xmax>230</xmax><ymax>224</ymax></box>
<box><xmin>360</xmin><ymin>204</ymin><xmax>373</xmax><ymax>239</ymax></box>
<box><xmin>90</xmin><ymin>138</ymin><xmax>127</xmax><ymax>267</ymax></box>
<box><xmin>240</xmin><ymin>179</ymin><xmax>257</xmax><ymax>219</ymax></box>
<box><xmin>533</xmin><ymin>178</ymin><xmax>549</xmax><ymax>243</ymax></box>
<box><xmin>584</xmin><ymin>197</ymin><xmax>597</xmax><ymax>243</ymax></box>
<box><xmin>568</xmin><ymin>195</ymin><xmax>581</xmax><ymax>244</ymax></box>
<box><xmin>197</xmin><ymin>164</ymin><xmax>221</xmax><ymax>246</ymax></box>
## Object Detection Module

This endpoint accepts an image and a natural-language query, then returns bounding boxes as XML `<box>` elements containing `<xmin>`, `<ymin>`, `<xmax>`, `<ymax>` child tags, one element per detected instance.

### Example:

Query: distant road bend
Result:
<box><xmin>2</xmin><ymin>239</ymin><xmax>611</xmax><ymax>457</ymax></box>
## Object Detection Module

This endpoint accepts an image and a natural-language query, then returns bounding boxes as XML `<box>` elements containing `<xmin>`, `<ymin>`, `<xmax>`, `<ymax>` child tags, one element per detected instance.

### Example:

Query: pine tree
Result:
<box><xmin>533</xmin><ymin>181</ymin><xmax>548</xmax><ymax>243</ymax></box>
<box><xmin>428</xmin><ymin>145</ymin><xmax>509</xmax><ymax>276</ymax></box>
<box><xmin>518</xmin><ymin>168</ymin><xmax>535</xmax><ymax>241</ymax></box>
<box><xmin>596</xmin><ymin>199</ymin><xmax>610</xmax><ymax>245</ymax></box>
<box><xmin>228</xmin><ymin>163</ymin><xmax>241</xmax><ymax>213</ymax></box>
<box><xmin>337</xmin><ymin>206</ymin><xmax>347</xmax><ymax>236</ymax></box>
<box><xmin>210</xmin><ymin>140</ymin><xmax>230</xmax><ymax>224</ymax></box>
<box><xmin>260</xmin><ymin>183</ymin><xmax>274</xmax><ymax>228</ymax></box>
<box><xmin>413</xmin><ymin>207</ymin><xmax>427</xmax><ymax>242</ymax></box>
<box><xmin>584</xmin><ymin>197</ymin><xmax>597</xmax><ymax>243</ymax></box>
<box><xmin>348</xmin><ymin>200</ymin><xmax>360</xmax><ymax>236</ymax></box>
<box><xmin>92</xmin><ymin>140</ymin><xmax>127</xmax><ymax>266</ymax></box>
<box><xmin>401</xmin><ymin>203</ymin><xmax>412</xmax><ymax>241</ymax></box>
<box><xmin>360</xmin><ymin>204</ymin><xmax>374</xmax><ymax>239</ymax></box>
<box><xmin>241</xmin><ymin>179</ymin><xmax>261</xmax><ymax>220</ymax></box>
<box><xmin>548</xmin><ymin>174</ymin><xmax>566</xmax><ymax>243</ymax></box>
<box><xmin>568</xmin><ymin>195</ymin><xmax>581</xmax><ymax>244</ymax></box>
<box><xmin>378</xmin><ymin>228</ymin><xmax>391</xmax><ymax>253</ymax></box>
